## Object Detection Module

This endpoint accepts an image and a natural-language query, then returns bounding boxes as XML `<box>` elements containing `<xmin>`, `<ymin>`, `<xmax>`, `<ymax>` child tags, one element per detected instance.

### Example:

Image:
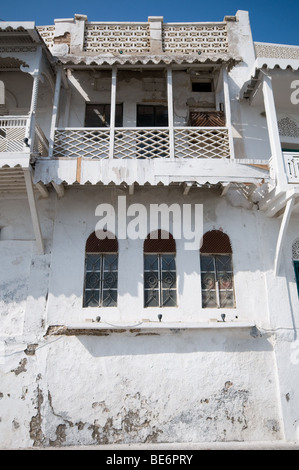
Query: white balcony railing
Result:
<box><xmin>0</xmin><ymin>116</ymin><xmax>49</xmax><ymax>156</ymax></box>
<box><xmin>53</xmin><ymin>126</ymin><xmax>230</xmax><ymax>160</ymax></box>
<box><xmin>0</xmin><ymin>116</ymin><xmax>28</xmax><ymax>152</ymax></box>
<box><xmin>283</xmin><ymin>151</ymin><xmax>299</xmax><ymax>183</ymax></box>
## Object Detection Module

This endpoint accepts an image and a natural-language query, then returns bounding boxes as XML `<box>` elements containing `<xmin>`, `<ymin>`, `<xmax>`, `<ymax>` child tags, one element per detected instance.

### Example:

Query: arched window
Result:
<box><xmin>292</xmin><ymin>238</ymin><xmax>299</xmax><ymax>297</ymax></box>
<box><xmin>83</xmin><ymin>231</ymin><xmax>118</xmax><ymax>307</ymax></box>
<box><xmin>200</xmin><ymin>230</ymin><xmax>235</xmax><ymax>308</ymax></box>
<box><xmin>144</xmin><ymin>230</ymin><xmax>177</xmax><ymax>307</ymax></box>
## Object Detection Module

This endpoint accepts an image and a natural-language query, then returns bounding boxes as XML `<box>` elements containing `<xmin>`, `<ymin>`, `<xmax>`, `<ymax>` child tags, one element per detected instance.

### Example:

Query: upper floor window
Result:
<box><xmin>137</xmin><ymin>105</ymin><xmax>168</xmax><ymax>127</ymax></box>
<box><xmin>144</xmin><ymin>230</ymin><xmax>177</xmax><ymax>307</ymax></box>
<box><xmin>200</xmin><ymin>230</ymin><xmax>235</xmax><ymax>308</ymax></box>
<box><xmin>83</xmin><ymin>231</ymin><xmax>118</xmax><ymax>307</ymax></box>
<box><xmin>191</xmin><ymin>81</ymin><xmax>213</xmax><ymax>92</ymax></box>
<box><xmin>292</xmin><ymin>238</ymin><xmax>299</xmax><ymax>297</ymax></box>
<box><xmin>85</xmin><ymin>104</ymin><xmax>123</xmax><ymax>127</ymax></box>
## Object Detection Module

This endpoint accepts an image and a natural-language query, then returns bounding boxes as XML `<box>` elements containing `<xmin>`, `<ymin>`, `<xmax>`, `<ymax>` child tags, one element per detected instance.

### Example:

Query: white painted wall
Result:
<box><xmin>1</xmin><ymin>10</ymin><xmax>299</xmax><ymax>449</ymax></box>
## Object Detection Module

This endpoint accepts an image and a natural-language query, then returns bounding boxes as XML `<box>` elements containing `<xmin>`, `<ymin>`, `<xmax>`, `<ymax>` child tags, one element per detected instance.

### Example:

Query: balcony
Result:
<box><xmin>0</xmin><ymin>115</ymin><xmax>49</xmax><ymax>163</ymax></box>
<box><xmin>0</xmin><ymin>115</ymin><xmax>49</xmax><ymax>197</ymax></box>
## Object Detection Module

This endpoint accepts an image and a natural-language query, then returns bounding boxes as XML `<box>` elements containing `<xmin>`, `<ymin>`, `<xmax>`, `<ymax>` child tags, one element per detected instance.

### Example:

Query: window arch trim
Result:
<box><xmin>200</xmin><ymin>229</ymin><xmax>232</xmax><ymax>254</ymax></box>
<box><xmin>85</xmin><ymin>230</ymin><xmax>118</xmax><ymax>253</ymax></box>
<box><xmin>144</xmin><ymin>229</ymin><xmax>176</xmax><ymax>253</ymax></box>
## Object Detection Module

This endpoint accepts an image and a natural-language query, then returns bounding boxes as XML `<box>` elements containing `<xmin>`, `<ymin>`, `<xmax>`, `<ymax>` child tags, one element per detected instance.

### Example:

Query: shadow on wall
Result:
<box><xmin>74</xmin><ymin>326</ymin><xmax>273</xmax><ymax>358</ymax></box>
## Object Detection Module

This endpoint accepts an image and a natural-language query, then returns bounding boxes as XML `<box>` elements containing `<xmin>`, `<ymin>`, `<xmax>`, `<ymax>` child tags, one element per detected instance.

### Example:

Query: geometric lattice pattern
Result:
<box><xmin>0</xmin><ymin>117</ymin><xmax>27</xmax><ymax>152</ymax></box>
<box><xmin>114</xmin><ymin>129</ymin><xmax>170</xmax><ymax>159</ymax></box>
<box><xmin>162</xmin><ymin>24</ymin><xmax>228</xmax><ymax>54</ymax></box>
<box><xmin>53</xmin><ymin>129</ymin><xmax>110</xmax><ymax>158</ymax></box>
<box><xmin>255</xmin><ymin>42</ymin><xmax>299</xmax><ymax>60</ymax></box>
<box><xmin>174</xmin><ymin>128</ymin><xmax>230</xmax><ymax>159</ymax></box>
<box><xmin>39</xmin><ymin>22</ymin><xmax>229</xmax><ymax>55</ymax></box>
<box><xmin>0</xmin><ymin>127</ymin><xmax>25</xmax><ymax>152</ymax></box>
<box><xmin>83</xmin><ymin>23</ymin><xmax>150</xmax><ymax>53</ymax></box>
<box><xmin>37</xmin><ymin>25</ymin><xmax>55</xmax><ymax>49</ymax></box>
<box><xmin>53</xmin><ymin>127</ymin><xmax>231</xmax><ymax>159</ymax></box>
<box><xmin>278</xmin><ymin>117</ymin><xmax>299</xmax><ymax>138</ymax></box>
<box><xmin>283</xmin><ymin>152</ymin><xmax>299</xmax><ymax>183</ymax></box>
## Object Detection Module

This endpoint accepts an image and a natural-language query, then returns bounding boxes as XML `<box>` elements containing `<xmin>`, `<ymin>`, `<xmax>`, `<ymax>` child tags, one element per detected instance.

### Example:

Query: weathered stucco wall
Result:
<box><xmin>0</xmin><ymin>186</ymin><xmax>299</xmax><ymax>448</ymax></box>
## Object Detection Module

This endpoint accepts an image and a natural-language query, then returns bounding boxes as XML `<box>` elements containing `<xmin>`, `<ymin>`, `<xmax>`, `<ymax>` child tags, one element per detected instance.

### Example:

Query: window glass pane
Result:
<box><xmin>219</xmin><ymin>291</ymin><xmax>234</xmax><ymax>308</ymax></box>
<box><xmin>192</xmin><ymin>81</ymin><xmax>212</xmax><ymax>92</ymax></box>
<box><xmin>155</xmin><ymin>106</ymin><xmax>168</xmax><ymax>126</ymax></box>
<box><xmin>115</xmin><ymin>105</ymin><xmax>123</xmax><ymax>127</ymax></box>
<box><xmin>85</xmin><ymin>104</ymin><xmax>123</xmax><ymax>127</ymax></box>
<box><xmin>201</xmin><ymin>271</ymin><xmax>216</xmax><ymax>290</ymax></box>
<box><xmin>137</xmin><ymin>105</ymin><xmax>155</xmax><ymax>126</ymax></box>
<box><xmin>103</xmin><ymin>271</ymin><xmax>118</xmax><ymax>289</ymax></box>
<box><xmin>85</xmin><ymin>272</ymin><xmax>101</xmax><ymax>289</ymax></box>
<box><xmin>144</xmin><ymin>289</ymin><xmax>159</xmax><ymax>307</ymax></box>
<box><xmin>161</xmin><ymin>254</ymin><xmax>176</xmax><ymax>271</ymax></box>
<box><xmin>162</xmin><ymin>289</ymin><xmax>176</xmax><ymax>307</ymax></box>
<box><xmin>86</xmin><ymin>254</ymin><xmax>101</xmax><ymax>272</ymax></box>
<box><xmin>218</xmin><ymin>272</ymin><xmax>233</xmax><ymax>290</ymax></box>
<box><xmin>202</xmin><ymin>290</ymin><xmax>217</xmax><ymax>308</ymax></box>
<box><xmin>201</xmin><ymin>253</ymin><xmax>235</xmax><ymax>308</ymax></box>
<box><xmin>137</xmin><ymin>105</ymin><xmax>168</xmax><ymax>127</ymax></box>
<box><xmin>144</xmin><ymin>253</ymin><xmax>177</xmax><ymax>307</ymax></box>
<box><xmin>84</xmin><ymin>251</ymin><xmax>118</xmax><ymax>308</ymax></box>
<box><xmin>161</xmin><ymin>271</ymin><xmax>176</xmax><ymax>289</ymax></box>
<box><xmin>215</xmin><ymin>255</ymin><xmax>232</xmax><ymax>272</ymax></box>
<box><xmin>102</xmin><ymin>289</ymin><xmax>117</xmax><ymax>307</ymax></box>
<box><xmin>144</xmin><ymin>254</ymin><xmax>159</xmax><ymax>271</ymax></box>
<box><xmin>200</xmin><ymin>255</ymin><xmax>214</xmax><ymax>272</ymax></box>
<box><xmin>144</xmin><ymin>271</ymin><xmax>159</xmax><ymax>289</ymax></box>
<box><xmin>103</xmin><ymin>254</ymin><xmax>118</xmax><ymax>271</ymax></box>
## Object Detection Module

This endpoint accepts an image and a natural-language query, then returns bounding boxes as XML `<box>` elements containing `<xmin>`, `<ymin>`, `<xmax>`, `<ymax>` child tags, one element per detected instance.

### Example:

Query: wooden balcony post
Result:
<box><xmin>109</xmin><ymin>66</ymin><xmax>117</xmax><ymax>159</ymax></box>
<box><xmin>167</xmin><ymin>66</ymin><xmax>175</xmax><ymax>160</ymax></box>
<box><xmin>49</xmin><ymin>66</ymin><xmax>62</xmax><ymax>158</ymax></box>
<box><xmin>222</xmin><ymin>67</ymin><xmax>235</xmax><ymax>160</ymax></box>
<box><xmin>262</xmin><ymin>72</ymin><xmax>288</xmax><ymax>189</ymax></box>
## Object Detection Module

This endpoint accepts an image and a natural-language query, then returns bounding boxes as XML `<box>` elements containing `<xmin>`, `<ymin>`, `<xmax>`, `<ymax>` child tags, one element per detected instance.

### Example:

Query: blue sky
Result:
<box><xmin>1</xmin><ymin>0</ymin><xmax>299</xmax><ymax>46</ymax></box>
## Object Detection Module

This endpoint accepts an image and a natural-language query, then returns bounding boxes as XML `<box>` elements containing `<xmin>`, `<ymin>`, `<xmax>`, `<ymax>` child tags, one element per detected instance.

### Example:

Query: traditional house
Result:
<box><xmin>0</xmin><ymin>10</ymin><xmax>299</xmax><ymax>448</ymax></box>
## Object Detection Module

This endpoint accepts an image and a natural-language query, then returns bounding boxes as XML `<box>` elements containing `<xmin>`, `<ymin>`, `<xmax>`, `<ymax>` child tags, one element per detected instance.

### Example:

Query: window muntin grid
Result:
<box><xmin>200</xmin><ymin>254</ymin><xmax>235</xmax><ymax>308</ymax></box>
<box><xmin>144</xmin><ymin>253</ymin><xmax>177</xmax><ymax>307</ymax></box>
<box><xmin>84</xmin><ymin>253</ymin><xmax>118</xmax><ymax>307</ymax></box>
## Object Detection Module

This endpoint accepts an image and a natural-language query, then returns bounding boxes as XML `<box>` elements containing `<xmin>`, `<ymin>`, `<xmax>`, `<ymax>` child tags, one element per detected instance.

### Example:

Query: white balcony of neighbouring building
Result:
<box><xmin>0</xmin><ymin>115</ymin><xmax>48</xmax><ymax>160</ymax></box>
<box><xmin>283</xmin><ymin>151</ymin><xmax>299</xmax><ymax>183</ymax></box>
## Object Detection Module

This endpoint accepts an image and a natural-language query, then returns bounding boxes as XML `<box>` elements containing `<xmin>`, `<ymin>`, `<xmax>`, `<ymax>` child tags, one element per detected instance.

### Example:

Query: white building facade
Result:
<box><xmin>0</xmin><ymin>10</ymin><xmax>299</xmax><ymax>448</ymax></box>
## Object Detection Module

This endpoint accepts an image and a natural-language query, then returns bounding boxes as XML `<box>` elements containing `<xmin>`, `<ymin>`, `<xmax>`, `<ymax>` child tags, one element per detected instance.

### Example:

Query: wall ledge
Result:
<box><xmin>45</xmin><ymin>321</ymin><xmax>256</xmax><ymax>336</ymax></box>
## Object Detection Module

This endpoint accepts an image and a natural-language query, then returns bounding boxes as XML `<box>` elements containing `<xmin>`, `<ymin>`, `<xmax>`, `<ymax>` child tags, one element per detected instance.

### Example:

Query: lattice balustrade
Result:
<box><xmin>114</xmin><ymin>128</ymin><xmax>170</xmax><ymax>159</ymax></box>
<box><xmin>0</xmin><ymin>117</ymin><xmax>28</xmax><ymax>152</ymax></box>
<box><xmin>83</xmin><ymin>23</ymin><xmax>150</xmax><ymax>53</ymax></box>
<box><xmin>162</xmin><ymin>23</ymin><xmax>228</xmax><ymax>54</ymax></box>
<box><xmin>174</xmin><ymin>127</ymin><xmax>230</xmax><ymax>159</ymax></box>
<box><xmin>283</xmin><ymin>152</ymin><xmax>299</xmax><ymax>183</ymax></box>
<box><xmin>53</xmin><ymin>129</ymin><xmax>110</xmax><ymax>158</ymax></box>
